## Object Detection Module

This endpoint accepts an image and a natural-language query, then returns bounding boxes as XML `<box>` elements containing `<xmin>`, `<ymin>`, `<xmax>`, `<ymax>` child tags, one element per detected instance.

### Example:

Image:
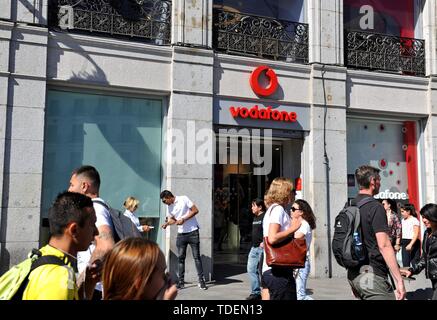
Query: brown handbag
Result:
<box><xmin>263</xmin><ymin>236</ymin><xmax>307</xmax><ymax>268</ymax></box>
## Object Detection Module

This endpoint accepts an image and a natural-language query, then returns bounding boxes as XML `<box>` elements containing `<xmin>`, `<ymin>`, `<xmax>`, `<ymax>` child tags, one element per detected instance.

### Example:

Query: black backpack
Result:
<box><xmin>0</xmin><ymin>249</ymin><xmax>68</xmax><ymax>300</ymax></box>
<box><xmin>332</xmin><ymin>197</ymin><xmax>374</xmax><ymax>269</ymax></box>
<box><xmin>93</xmin><ymin>200</ymin><xmax>143</xmax><ymax>242</ymax></box>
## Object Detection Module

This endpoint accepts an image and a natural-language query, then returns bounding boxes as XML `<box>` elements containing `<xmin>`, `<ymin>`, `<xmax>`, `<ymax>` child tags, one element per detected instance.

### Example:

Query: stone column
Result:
<box><xmin>0</xmin><ymin>2</ymin><xmax>48</xmax><ymax>273</ymax></box>
<box><xmin>306</xmin><ymin>64</ymin><xmax>347</xmax><ymax>278</ymax></box>
<box><xmin>308</xmin><ymin>0</ymin><xmax>344</xmax><ymax>65</ymax></box>
<box><xmin>165</xmin><ymin>45</ymin><xmax>214</xmax><ymax>283</ymax></box>
<box><xmin>423</xmin><ymin>77</ymin><xmax>437</xmax><ymax>203</ymax></box>
<box><xmin>423</xmin><ymin>0</ymin><xmax>437</xmax><ymax>76</ymax></box>
<box><xmin>306</xmin><ymin>0</ymin><xmax>347</xmax><ymax>278</ymax></box>
<box><xmin>172</xmin><ymin>0</ymin><xmax>212</xmax><ymax>48</ymax></box>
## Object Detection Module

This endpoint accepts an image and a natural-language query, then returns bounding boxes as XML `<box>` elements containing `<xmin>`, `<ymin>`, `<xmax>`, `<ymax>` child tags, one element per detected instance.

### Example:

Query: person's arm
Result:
<box><xmin>176</xmin><ymin>204</ymin><xmax>199</xmax><ymax>225</ymax></box>
<box><xmin>375</xmin><ymin>232</ymin><xmax>406</xmax><ymax>300</ymax></box>
<box><xmin>410</xmin><ymin>255</ymin><xmax>426</xmax><ymax>275</ymax></box>
<box><xmin>77</xmin><ymin>259</ymin><xmax>102</xmax><ymax>300</ymax></box>
<box><xmin>162</xmin><ymin>216</ymin><xmax>177</xmax><ymax>229</ymax></box>
<box><xmin>91</xmin><ymin>225</ymin><xmax>115</xmax><ymax>262</ymax></box>
<box><xmin>394</xmin><ymin>215</ymin><xmax>402</xmax><ymax>252</ymax></box>
<box><xmin>268</xmin><ymin>216</ymin><xmax>302</xmax><ymax>244</ymax></box>
<box><xmin>406</xmin><ymin>224</ymin><xmax>420</xmax><ymax>251</ymax></box>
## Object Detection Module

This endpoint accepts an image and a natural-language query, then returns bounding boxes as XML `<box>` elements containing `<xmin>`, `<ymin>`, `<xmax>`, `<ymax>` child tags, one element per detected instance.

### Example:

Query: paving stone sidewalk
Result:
<box><xmin>176</xmin><ymin>263</ymin><xmax>433</xmax><ymax>300</ymax></box>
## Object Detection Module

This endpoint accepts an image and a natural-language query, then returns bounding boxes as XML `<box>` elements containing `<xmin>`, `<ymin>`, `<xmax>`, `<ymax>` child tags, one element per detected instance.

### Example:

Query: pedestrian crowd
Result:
<box><xmin>1</xmin><ymin>164</ymin><xmax>436</xmax><ymax>301</ymax></box>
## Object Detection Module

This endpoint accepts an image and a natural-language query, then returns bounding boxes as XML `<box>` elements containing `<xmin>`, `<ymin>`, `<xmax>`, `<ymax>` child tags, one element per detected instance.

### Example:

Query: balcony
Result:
<box><xmin>213</xmin><ymin>9</ymin><xmax>309</xmax><ymax>64</ymax></box>
<box><xmin>345</xmin><ymin>30</ymin><xmax>425</xmax><ymax>77</ymax></box>
<box><xmin>48</xmin><ymin>0</ymin><xmax>172</xmax><ymax>45</ymax></box>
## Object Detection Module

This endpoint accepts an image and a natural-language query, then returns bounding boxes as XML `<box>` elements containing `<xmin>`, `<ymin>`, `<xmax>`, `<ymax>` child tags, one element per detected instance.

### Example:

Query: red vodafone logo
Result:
<box><xmin>250</xmin><ymin>66</ymin><xmax>279</xmax><ymax>97</ymax></box>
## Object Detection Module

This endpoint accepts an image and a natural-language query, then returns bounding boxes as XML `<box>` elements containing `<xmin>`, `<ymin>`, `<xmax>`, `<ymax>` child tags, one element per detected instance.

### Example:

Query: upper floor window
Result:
<box><xmin>214</xmin><ymin>0</ymin><xmax>305</xmax><ymax>22</ymax></box>
<box><xmin>213</xmin><ymin>1</ymin><xmax>308</xmax><ymax>63</ymax></box>
<box><xmin>344</xmin><ymin>0</ymin><xmax>425</xmax><ymax>76</ymax></box>
<box><xmin>344</xmin><ymin>0</ymin><xmax>420</xmax><ymax>38</ymax></box>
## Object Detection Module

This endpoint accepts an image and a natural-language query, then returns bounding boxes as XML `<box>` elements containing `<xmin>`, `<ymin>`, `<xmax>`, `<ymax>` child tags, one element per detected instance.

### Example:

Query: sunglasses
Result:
<box><xmin>290</xmin><ymin>207</ymin><xmax>301</xmax><ymax>212</ymax></box>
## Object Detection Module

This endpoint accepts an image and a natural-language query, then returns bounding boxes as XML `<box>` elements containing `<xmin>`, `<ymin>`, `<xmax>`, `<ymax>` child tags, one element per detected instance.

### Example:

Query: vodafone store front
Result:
<box><xmin>346</xmin><ymin>118</ymin><xmax>423</xmax><ymax>211</ymax></box>
<box><xmin>212</xmin><ymin>71</ymin><xmax>310</xmax><ymax>262</ymax></box>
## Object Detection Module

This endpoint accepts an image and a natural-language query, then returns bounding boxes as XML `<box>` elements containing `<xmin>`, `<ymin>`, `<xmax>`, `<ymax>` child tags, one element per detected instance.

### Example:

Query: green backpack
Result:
<box><xmin>0</xmin><ymin>249</ymin><xmax>66</xmax><ymax>300</ymax></box>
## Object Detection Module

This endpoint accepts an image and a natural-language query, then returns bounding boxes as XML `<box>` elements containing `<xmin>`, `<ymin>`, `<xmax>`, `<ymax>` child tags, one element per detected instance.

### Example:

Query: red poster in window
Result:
<box><xmin>403</xmin><ymin>121</ymin><xmax>419</xmax><ymax>211</ymax></box>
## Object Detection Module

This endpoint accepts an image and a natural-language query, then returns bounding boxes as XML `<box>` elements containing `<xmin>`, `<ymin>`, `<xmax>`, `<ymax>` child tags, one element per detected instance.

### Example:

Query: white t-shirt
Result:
<box><xmin>262</xmin><ymin>203</ymin><xmax>290</xmax><ymax>273</ymax></box>
<box><xmin>77</xmin><ymin>197</ymin><xmax>112</xmax><ymax>292</ymax></box>
<box><xmin>166</xmin><ymin>195</ymin><xmax>199</xmax><ymax>234</ymax></box>
<box><xmin>401</xmin><ymin>216</ymin><xmax>420</xmax><ymax>239</ymax></box>
<box><xmin>124</xmin><ymin>209</ymin><xmax>143</xmax><ymax>232</ymax></box>
<box><xmin>296</xmin><ymin>219</ymin><xmax>312</xmax><ymax>256</ymax></box>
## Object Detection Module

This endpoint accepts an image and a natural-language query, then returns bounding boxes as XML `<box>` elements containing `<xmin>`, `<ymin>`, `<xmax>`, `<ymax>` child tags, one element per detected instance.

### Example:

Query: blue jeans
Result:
<box><xmin>296</xmin><ymin>257</ymin><xmax>313</xmax><ymax>300</ymax></box>
<box><xmin>247</xmin><ymin>246</ymin><xmax>263</xmax><ymax>295</ymax></box>
<box><xmin>176</xmin><ymin>229</ymin><xmax>204</xmax><ymax>282</ymax></box>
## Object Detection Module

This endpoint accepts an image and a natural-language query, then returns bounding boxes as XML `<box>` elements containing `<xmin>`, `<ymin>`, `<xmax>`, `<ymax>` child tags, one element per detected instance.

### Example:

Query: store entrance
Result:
<box><xmin>213</xmin><ymin>132</ymin><xmax>303</xmax><ymax>273</ymax></box>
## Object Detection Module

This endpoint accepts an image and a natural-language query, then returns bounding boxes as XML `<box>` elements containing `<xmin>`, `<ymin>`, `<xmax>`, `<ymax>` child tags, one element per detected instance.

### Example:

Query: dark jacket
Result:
<box><xmin>411</xmin><ymin>229</ymin><xmax>437</xmax><ymax>280</ymax></box>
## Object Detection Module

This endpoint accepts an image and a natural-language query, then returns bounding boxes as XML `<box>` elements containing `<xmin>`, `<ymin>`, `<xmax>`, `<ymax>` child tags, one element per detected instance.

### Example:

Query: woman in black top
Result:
<box><xmin>401</xmin><ymin>203</ymin><xmax>437</xmax><ymax>300</ymax></box>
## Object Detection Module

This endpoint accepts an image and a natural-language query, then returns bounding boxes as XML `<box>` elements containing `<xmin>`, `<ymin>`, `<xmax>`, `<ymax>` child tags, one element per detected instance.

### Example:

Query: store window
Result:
<box><xmin>214</xmin><ymin>0</ymin><xmax>305</xmax><ymax>22</ymax></box>
<box><xmin>347</xmin><ymin>119</ymin><xmax>420</xmax><ymax>209</ymax></box>
<box><xmin>42</xmin><ymin>90</ymin><xmax>163</xmax><ymax>240</ymax></box>
<box><xmin>344</xmin><ymin>0</ymin><xmax>420</xmax><ymax>38</ymax></box>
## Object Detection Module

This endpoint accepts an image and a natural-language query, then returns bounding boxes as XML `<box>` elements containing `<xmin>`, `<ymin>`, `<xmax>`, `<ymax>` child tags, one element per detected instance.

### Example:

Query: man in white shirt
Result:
<box><xmin>160</xmin><ymin>190</ymin><xmax>207</xmax><ymax>290</ymax></box>
<box><xmin>68</xmin><ymin>165</ymin><xmax>115</xmax><ymax>299</ymax></box>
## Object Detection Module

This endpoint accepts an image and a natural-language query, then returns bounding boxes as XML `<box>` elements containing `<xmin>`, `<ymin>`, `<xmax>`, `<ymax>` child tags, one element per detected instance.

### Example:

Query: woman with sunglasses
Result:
<box><xmin>102</xmin><ymin>237</ymin><xmax>177</xmax><ymax>300</ymax></box>
<box><xmin>291</xmin><ymin>199</ymin><xmax>316</xmax><ymax>300</ymax></box>
<box><xmin>401</xmin><ymin>203</ymin><xmax>437</xmax><ymax>300</ymax></box>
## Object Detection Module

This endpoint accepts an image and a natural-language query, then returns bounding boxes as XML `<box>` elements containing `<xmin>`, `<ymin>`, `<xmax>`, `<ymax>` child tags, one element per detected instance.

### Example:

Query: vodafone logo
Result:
<box><xmin>250</xmin><ymin>66</ymin><xmax>279</xmax><ymax>97</ymax></box>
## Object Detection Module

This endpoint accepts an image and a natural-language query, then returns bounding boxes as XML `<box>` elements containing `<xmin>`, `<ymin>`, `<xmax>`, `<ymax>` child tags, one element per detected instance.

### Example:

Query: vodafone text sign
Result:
<box><xmin>230</xmin><ymin>105</ymin><xmax>297</xmax><ymax>123</ymax></box>
<box><xmin>214</xmin><ymin>100</ymin><xmax>310</xmax><ymax>131</ymax></box>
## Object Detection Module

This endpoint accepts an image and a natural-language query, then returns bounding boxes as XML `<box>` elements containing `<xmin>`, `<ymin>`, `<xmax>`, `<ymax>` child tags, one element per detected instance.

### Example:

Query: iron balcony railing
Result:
<box><xmin>345</xmin><ymin>30</ymin><xmax>425</xmax><ymax>77</ymax></box>
<box><xmin>213</xmin><ymin>9</ymin><xmax>309</xmax><ymax>64</ymax></box>
<box><xmin>48</xmin><ymin>0</ymin><xmax>172</xmax><ymax>45</ymax></box>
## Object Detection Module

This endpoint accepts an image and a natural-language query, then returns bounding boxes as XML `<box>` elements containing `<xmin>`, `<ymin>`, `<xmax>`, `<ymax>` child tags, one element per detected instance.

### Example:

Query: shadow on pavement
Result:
<box><xmin>212</xmin><ymin>263</ymin><xmax>246</xmax><ymax>285</ymax></box>
<box><xmin>406</xmin><ymin>288</ymin><xmax>433</xmax><ymax>300</ymax></box>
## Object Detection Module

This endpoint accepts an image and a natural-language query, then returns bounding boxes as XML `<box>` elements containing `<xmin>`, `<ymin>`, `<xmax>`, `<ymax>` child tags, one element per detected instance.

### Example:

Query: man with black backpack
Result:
<box><xmin>343</xmin><ymin>165</ymin><xmax>405</xmax><ymax>300</ymax></box>
<box><xmin>68</xmin><ymin>165</ymin><xmax>115</xmax><ymax>300</ymax></box>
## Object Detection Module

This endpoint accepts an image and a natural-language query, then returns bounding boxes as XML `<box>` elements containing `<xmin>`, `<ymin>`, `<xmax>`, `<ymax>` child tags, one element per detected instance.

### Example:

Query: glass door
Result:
<box><xmin>213</xmin><ymin>136</ymin><xmax>282</xmax><ymax>264</ymax></box>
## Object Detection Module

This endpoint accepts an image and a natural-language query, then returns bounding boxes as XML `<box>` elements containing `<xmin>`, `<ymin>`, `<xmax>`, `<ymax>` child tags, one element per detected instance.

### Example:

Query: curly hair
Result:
<box><xmin>265</xmin><ymin>177</ymin><xmax>294</xmax><ymax>207</ymax></box>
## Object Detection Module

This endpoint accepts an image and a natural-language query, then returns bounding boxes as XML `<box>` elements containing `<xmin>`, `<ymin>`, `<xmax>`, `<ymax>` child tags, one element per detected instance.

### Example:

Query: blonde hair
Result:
<box><xmin>124</xmin><ymin>196</ymin><xmax>139</xmax><ymax>212</ymax></box>
<box><xmin>265</xmin><ymin>177</ymin><xmax>294</xmax><ymax>207</ymax></box>
<box><xmin>102</xmin><ymin>238</ymin><xmax>161</xmax><ymax>300</ymax></box>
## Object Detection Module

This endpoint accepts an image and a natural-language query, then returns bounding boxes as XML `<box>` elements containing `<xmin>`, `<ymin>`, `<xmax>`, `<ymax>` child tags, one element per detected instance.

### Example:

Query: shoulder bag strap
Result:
<box><xmin>92</xmin><ymin>199</ymin><xmax>110</xmax><ymax>210</ymax></box>
<box><xmin>13</xmin><ymin>255</ymin><xmax>67</xmax><ymax>300</ymax></box>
